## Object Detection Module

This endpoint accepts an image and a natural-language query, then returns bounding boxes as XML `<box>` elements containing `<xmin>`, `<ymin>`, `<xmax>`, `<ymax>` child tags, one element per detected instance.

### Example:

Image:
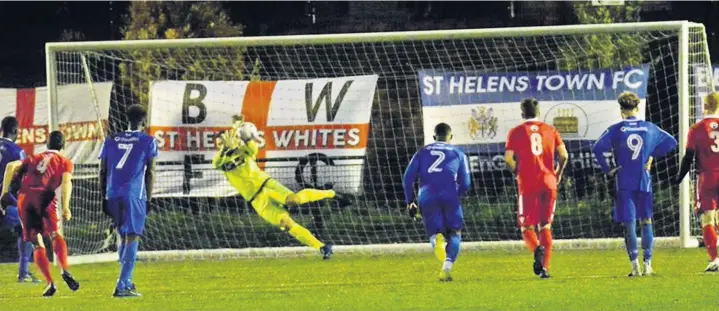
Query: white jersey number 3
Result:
<box><xmin>428</xmin><ymin>150</ymin><xmax>446</xmax><ymax>173</ymax></box>
<box><xmin>710</xmin><ymin>131</ymin><xmax>719</xmax><ymax>153</ymax></box>
<box><xmin>530</xmin><ymin>133</ymin><xmax>543</xmax><ymax>156</ymax></box>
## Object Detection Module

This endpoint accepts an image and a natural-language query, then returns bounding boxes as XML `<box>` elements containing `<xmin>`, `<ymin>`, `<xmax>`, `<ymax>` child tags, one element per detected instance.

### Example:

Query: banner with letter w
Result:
<box><xmin>148</xmin><ymin>75</ymin><xmax>378</xmax><ymax>197</ymax></box>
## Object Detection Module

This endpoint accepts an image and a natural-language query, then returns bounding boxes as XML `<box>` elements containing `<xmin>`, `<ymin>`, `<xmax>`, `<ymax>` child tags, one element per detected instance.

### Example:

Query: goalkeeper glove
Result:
<box><xmin>407</xmin><ymin>202</ymin><xmax>419</xmax><ymax>219</ymax></box>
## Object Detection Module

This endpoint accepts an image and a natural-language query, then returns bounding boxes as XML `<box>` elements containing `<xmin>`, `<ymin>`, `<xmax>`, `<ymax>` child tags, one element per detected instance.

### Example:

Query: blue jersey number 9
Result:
<box><xmin>626</xmin><ymin>134</ymin><xmax>643</xmax><ymax>160</ymax></box>
<box><xmin>427</xmin><ymin>150</ymin><xmax>445</xmax><ymax>173</ymax></box>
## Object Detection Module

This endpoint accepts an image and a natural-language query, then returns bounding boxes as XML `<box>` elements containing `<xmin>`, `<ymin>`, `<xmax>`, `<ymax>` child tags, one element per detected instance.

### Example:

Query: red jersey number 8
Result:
<box><xmin>36</xmin><ymin>156</ymin><xmax>51</xmax><ymax>174</ymax></box>
<box><xmin>530</xmin><ymin>133</ymin><xmax>543</xmax><ymax>156</ymax></box>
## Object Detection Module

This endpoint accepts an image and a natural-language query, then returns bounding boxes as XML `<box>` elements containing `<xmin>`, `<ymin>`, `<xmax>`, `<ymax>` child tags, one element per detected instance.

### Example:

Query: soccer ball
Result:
<box><xmin>237</xmin><ymin>122</ymin><xmax>258</xmax><ymax>142</ymax></box>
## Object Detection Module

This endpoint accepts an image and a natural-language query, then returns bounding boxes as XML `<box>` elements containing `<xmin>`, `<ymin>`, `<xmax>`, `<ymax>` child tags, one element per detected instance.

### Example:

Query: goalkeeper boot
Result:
<box><xmin>533</xmin><ymin>246</ymin><xmax>545</xmax><ymax>276</ymax></box>
<box><xmin>333</xmin><ymin>193</ymin><xmax>354</xmax><ymax>208</ymax></box>
<box><xmin>643</xmin><ymin>260</ymin><xmax>653</xmax><ymax>276</ymax></box>
<box><xmin>539</xmin><ymin>269</ymin><xmax>551</xmax><ymax>279</ymax></box>
<box><xmin>704</xmin><ymin>258</ymin><xmax>719</xmax><ymax>272</ymax></box>
<box><xmin>61</xmin><ymin>271</ymin><xmax>80</xmax><ymax>291</ymax></box>
<box><xmin>320</xmin><ymin>244</ymin><xmax>333</xmax><ymax>260</ymax></box>
<box><xmin>628</xmin><ymin>259</ymin><xmax>641</xmax><ymax>277</ymax></box>
<box><xmin>42</xmin><ymin>283</ymin><xmax>57</xmax><ymax>297</ymax></box>
<box><xmin>18</xmin><ymin>272</ymin><xmax>41</xmax><ymax>283</ymax></box>
<box><xmin>439</xmin><ymin>269</ymin><xmax>453</xmax><ymax>282</ymax></box>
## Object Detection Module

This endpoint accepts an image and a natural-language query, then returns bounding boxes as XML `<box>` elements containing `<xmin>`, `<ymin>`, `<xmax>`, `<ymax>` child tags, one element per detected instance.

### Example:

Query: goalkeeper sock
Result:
<box><xmin>641</xmin><ymin>223</ymin><xmax>654</xmax><ymax>262</ymax></box>
<box><xmin>702</xmin><ymin>225</ymin><xmax>718</xmax><ymax>261</ymax></box>
<box><xmin>430</xmin><ymin>234</ymin><xmax>446</xmax><ymax>262</ymax></box>
<box><xmin>295</xmin><ymin>189</ymin><xmax>335</xmax><ymax>204</ymax></box>
<box><xmin>33</xmin><ymin>247</ymin><xmax>53</xmax><ymax>284</ymax></box>
<box><xmin>522</xmin><ymin>229</ymin><xmax>539</xmax><ymax>253</ymax></box>
<box><xmin>52</xmin><ymin>236</ymin><xmax>69</xmax><ymax>272</ymax></box>
<box><xmin>17</xmin><ymin>238</ymin><xmax>31</xmax><ymax>278</ymax></box>
<box><xmin>623</xmin><ymin>221</ymin><xmax>639</xmax><ymax>261</ymax></box>
<box><xmin>539</xmin><ymin>228</ymin><xmax>553</xmax><ymax>270</ymax></box>
<box><xmin>119</xmin><ymin>240</ymin><xmax>139</xmax><ymax>289</ymax></box>
<box><xmin>445</xmin><ymin>233</ymin><xmax>461</xmax><ymax>265</ymax></box>
<box><xmin>288</xmin><ymin>225</ymin><xmax>325</xmax><ymax>250</ymax></box>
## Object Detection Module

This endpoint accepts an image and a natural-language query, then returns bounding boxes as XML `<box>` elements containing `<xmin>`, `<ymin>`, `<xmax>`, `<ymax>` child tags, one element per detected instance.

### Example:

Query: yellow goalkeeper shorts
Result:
<box><xmin>250</xmin><ymin>179</ymin><xmax>294</xmax><ymax>227</ymax></box>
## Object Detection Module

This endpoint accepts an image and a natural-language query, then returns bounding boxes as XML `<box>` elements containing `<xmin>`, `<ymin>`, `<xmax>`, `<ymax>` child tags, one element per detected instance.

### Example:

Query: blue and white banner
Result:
<box><xmin>419</xmin><ymin>66</ymin><xmax>650</xmax><ymax>155</ymax></box>
<box><xmin>693</xmin><ymin>65</ymin><xmax>719</xmax><ymax>120</ymax></box>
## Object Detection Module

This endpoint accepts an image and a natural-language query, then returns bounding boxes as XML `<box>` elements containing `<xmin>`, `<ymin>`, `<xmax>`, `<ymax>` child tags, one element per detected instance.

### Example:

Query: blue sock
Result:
<box><xmin>445</xmin><ymin>233</ymin><xmax>462</xmax><ymax>263</ymax></box>
<box><xmin>641</xmin><ymin>223</ymin><xmax>654</xmax><ymax>261</ymax></box>
<box><xmin>624</xmin><ymin>221</ymin><xmax>638</xmax><ymax>261</ymax></box>
<box><xmin>118</xmin><ymin>238</ymin><xmax>126</xmax><ymax>263</ymax></box>
<box><xmin>118</xmin><ymin>240</ymin><xmax>139</xmax><ymax>290</ymax></box>
<box><xmin>17</xmin><ymin>238</ymin><xmax>31</xmax><ymax>278</ymax></box>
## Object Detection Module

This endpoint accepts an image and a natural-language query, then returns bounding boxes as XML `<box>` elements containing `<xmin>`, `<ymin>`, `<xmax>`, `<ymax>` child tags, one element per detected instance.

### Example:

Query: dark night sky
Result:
<box><xmin>0</xmin><ymin>1</ymin><xmax>717</xmax><ymax>88</ymax></box>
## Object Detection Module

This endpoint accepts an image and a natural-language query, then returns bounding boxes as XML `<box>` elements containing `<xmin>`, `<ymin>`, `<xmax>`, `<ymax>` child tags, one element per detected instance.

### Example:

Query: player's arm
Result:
<box><xmin>241</xmin><ymin>139</ymin><xmax>260</xmax><ymax>160</ymax></box>
<box><xmin>651</xmin><ymin>125</ymin><xmax>678</xmax><ymax>158</ymax></box>
<box><xmin>98</xmin><ymin>139</ymin><xmax>110</xmax><ymax>216</ymax></box>
<box><xmin>675</xmin><ymin>128</ymin><xmax>696</xmax><ymax>184</ymax></box>
<box><xmin>504</xmin><ymin>129</ymin><xmax>517</xmax><ymax>174</ymax></box>
<box><xmin>60</xmin><ymin>161</ymin><xmax>74</xmax><ymax>221</ymax></box>
<box><xmin>554</xmin><ymin>131</ymin><xmax>569</xmax><ymax>181</ymax></box>
<box><xmin>1</xmin><ymin>160</ymin><xmax>24</xmax><ymax>213</ymax></box>
<box><xmin>591</xmin><ymin>128</ymin><xmax>614</xmax><ymax>175</ymax></box>
<box><xmin>145</xmin><ymin>139</ymin><xmax>158</xmax><ymax>213</ymax></box>
<box><xmin>402</xmin><ymin>152</ymin><xmax>420</xmax><ymax>218</ymax></box>
<box><xmin>457</xmin><ymin>153</ymin><xmax>471</xmax><ymax>196</ymax></box>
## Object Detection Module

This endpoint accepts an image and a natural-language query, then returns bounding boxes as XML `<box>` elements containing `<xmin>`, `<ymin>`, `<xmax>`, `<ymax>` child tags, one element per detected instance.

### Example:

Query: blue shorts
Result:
<box><xmin>417</xmin><ymin>192</ymin><xmax>463</xmax><ymax>237</ymax></box>
<box><xmin>1</xmin><ymin>206</ymin><xmax>22</xmax><ymax>234</ymax></box>
<box><xmin>107</xmin><ymin>197</ymin><xmax>147</xmax><ymax>236</ymax></box>
<box><xmin>614</xmin><ymin>191</ymin><xmax>653</xmax><ymax>223</ymax></box>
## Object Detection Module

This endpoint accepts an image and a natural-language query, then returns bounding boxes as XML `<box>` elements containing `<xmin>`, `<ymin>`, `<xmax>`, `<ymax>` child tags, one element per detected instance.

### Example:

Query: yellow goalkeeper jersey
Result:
<box><xmin>212</xmin><ymin>140</ymin><xmax>269</xmax><ymax>201</ymax></box>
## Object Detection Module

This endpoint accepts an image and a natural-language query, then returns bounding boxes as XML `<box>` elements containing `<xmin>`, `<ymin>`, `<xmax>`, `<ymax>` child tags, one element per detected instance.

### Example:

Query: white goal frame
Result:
<box><xmin>45</xmin><ymin>21</ymin><xmax>710</xmax><ymax>264</ymax></box>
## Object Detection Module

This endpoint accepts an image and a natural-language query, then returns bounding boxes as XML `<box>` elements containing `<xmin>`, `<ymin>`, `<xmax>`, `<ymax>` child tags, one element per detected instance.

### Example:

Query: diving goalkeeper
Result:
<box><xmin>213</xmin><ymin>117</ymin><xmax>351</xmax><ymax>259</ymax></box>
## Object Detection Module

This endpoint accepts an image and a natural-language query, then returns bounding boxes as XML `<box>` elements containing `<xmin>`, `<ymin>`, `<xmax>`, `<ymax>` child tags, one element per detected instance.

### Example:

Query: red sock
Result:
<box><xmin>540</xmin><ymin>228</ymin><xmax>553</xmax><ymax>270</ymax></box>
<box><xmin>703</xmin><ymin>226</ymin><xmax>718</xmax><ymax>261</ymax></box>
<box><xmin>52</xmin><ymin>236</ymin><xmax>69</xmax><ymax>271</ymax></box>
<box><xmin>522</xmin><ymin>230</ymin><xmax>539</xmax><ymax>252</ymax></box>
<box><xmin>34</xmin><ymin>248</ymin><xmax>53</xmax><ymax>284</ymax></box>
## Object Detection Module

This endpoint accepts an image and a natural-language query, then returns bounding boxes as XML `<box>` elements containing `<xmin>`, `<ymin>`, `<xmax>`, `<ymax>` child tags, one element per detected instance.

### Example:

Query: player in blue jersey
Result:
<box><xmin>99</xmin><ymin>104</ymin><xmax>157</xmax><ymax>297</ymax></box>
<box><xmin>592</xmin><ymin>92</ymin><xmax>677</xmax><ymax>277</ymax></box>
<box><xmin>403</xmin><ymin>123</ymin><xmax>471</xmax><ymax>282</ymax></box>
<box><xmin>0</xmin><ymin>116</ymin><xmax>39</xmax><ymax>283</ymax></box>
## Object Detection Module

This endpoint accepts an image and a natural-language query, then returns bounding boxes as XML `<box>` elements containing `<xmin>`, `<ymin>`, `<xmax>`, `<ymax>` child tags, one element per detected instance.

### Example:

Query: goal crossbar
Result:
<box><xmin>46</xmin><ymin>21</ymin><xmax>696</xmax><ymax>52</ymax></box>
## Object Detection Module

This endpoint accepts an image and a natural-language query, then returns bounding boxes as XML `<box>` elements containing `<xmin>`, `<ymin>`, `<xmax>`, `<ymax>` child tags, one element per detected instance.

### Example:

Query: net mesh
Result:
<box><xmin>48</xmin><ymin>24</ymin><xmax>712</xmax><ymax>259</ymax></box>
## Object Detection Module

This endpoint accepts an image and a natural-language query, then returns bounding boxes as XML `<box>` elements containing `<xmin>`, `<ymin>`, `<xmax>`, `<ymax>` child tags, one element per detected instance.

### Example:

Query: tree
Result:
<box><xmin>558</xmin><ymin>1</ymin><xmax>643</xmax><ymax>70</ymax></box>
<box><xmin>119</xmin><ymin>2</ymin><xmax>260</xmax><ymax>106</ymax></box>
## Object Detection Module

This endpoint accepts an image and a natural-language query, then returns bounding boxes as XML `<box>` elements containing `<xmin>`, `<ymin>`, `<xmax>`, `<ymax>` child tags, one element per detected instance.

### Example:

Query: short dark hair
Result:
<box><xmin>1</xmin><ymin>116</ymin><xmax>18</xmax><ymax>136</ymax></box>
<box><xmin>520</xmin><ymin>98</ymin><xmax>539</xmax><ymax>118</ymax></box>
<box><xmin>618</xmin><ymin>92</ymin><xmax>640</xmax><ymax>110</ymax></box>
<box><xmin>127</xmin><ymin>104</ymin><xmax>148</xmax><ymax>125</ymax></box>
<box><xmin>434</xmin><ymin>123</ymin><xmax>452</xmax><ymax>138</ymax></box>
<box><xmin>47</xmin><ymin>131</ymin><xmax>65</xmax><ymax>151</ymax></box>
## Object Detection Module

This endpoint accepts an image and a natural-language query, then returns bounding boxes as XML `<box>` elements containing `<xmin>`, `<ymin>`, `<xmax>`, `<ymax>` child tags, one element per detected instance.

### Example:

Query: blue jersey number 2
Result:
<box><xmin>428</xmin><ymin>150</ymin><xmax>445</xmax><ymax>173</ymax></box>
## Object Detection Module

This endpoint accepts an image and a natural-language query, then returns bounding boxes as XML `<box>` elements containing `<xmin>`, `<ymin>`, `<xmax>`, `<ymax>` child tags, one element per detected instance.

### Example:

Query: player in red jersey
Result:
<box><xmin>1</xmin><ymin>131</ymin><xmax>79</xmax><ymax>296</ymax></box>
<box><xmin>504</xmin><ymin>98</ymin><xmax>569</xmax><ymax>279</ymax></box>
<box><xmin>676</xmin><ymin>92</ymin><xmax>719</xmax><ymax>272</ymax></box>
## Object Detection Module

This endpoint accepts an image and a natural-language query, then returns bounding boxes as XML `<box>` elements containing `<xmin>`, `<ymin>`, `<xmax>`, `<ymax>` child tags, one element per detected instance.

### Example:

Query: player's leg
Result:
<box><xmin>418</xmin><ymin>194</ymin><xmax>446</xmax><ymax>262</ymax></box>
<box><xmin>262</xmin><ymin>179</ymin><xmax>335</xmax><ymax>207</ymax></box>
<box><xmin>636</xmin><ymin>191</ymin><xmax>654</xmax><ymax>275</ymax></box>
<box><xmin>537</xmin><ymin>189</ymin><xmax>556</xmax><ymax>279</ymax></box>
<box><xmin>20</xmin><ymin>199</ymin><xmax>56</xmax><ymax>296</ymax></box>
<box><xmin>518</xmin><ymin>193</ymin><xmax>540</xmax><ymax>254</ymax></box>
<box><xmin>698</xmin><ymin>185</ymin><xmax>719</xmax><ymax>272</ymax></box>
<box><xmin>46</xmin><ymin>203</ymin><xmax>79</xmax><ymax>291</ymax></box>
<box><xmin>614</xmin><ymin>190</ymin><xmax>640</xmax><ymax>276</ymax></box>
<box><xmin>115</xmin><ymin>198</ymin><xmax>146</xmax><ymax>297</ymax></box>
<box><xmin>3</xmin><ymin>205</ymin><xmax>36</xmax><ymax>282</ymax></box>
<box><xmin>440</xmin><ymin>197</ymin><xmax>463</xmax><ymax>282</ymax></box>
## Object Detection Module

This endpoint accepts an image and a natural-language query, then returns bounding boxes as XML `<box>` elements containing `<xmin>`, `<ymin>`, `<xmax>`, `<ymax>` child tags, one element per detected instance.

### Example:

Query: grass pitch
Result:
<box><xmin>0</xmin><ymin>248</ymin><xmax>717</xmax><ymax>311</ymax></box>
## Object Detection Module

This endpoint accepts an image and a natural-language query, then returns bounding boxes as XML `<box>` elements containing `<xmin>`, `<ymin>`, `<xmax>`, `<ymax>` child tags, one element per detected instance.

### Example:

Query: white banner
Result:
<box><xmin>149</xmin><ymin>75</ymin><xmax>378</xmax><ymax>197</ymax></box>
<box><xmin>0</xmin><ymin>83</ymin><xmax>112</xmax><ymax>177</ymax></box>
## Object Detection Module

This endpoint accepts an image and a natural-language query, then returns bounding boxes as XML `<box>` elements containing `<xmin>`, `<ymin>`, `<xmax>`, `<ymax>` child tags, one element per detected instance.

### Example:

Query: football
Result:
<box><xmin>237</xmin><ymin>122</ymin><xmax>258</xmax><ymax>142</ymax></box>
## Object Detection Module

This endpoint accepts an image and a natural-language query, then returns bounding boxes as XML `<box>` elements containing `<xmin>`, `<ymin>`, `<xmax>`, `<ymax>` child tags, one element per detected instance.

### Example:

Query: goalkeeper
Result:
<box><xmin>213</xmin><ymin>117</ymin><xmax>351</xmax><ymax>259</ymax></box>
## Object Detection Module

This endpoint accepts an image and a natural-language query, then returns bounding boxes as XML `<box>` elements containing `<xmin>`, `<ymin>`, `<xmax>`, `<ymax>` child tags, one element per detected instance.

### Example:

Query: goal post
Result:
<box><xmin>45</xmin><ymin>21</ymin><xmax>713</xmax><ymax>264</ymax></box>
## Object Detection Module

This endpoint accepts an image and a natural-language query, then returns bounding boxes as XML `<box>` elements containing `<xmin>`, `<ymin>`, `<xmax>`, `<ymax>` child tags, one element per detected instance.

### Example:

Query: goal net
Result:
<box><xmin>45</xmin><ymin>21</ymin><xmax>713</xmax><ymax>262</ymax></box>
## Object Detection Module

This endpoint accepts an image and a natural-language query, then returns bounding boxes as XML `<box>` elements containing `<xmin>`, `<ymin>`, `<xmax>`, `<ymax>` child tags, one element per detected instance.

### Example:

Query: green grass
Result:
<box><xmin>1</xmin><ymin>248</ymin><xmax>717</xmax><ymax>311</ymax></box>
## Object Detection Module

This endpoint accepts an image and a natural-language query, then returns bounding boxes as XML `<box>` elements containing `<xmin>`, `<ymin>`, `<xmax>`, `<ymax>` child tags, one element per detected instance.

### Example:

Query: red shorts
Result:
<box><xmin>18</xmin><ymin>192</ymin><xmax>60</xmax><ymax>242</ymax></box>
<box><xmin>518</xmin><ymin>188</ymin><xmax>557</xmax><ymax>227</ymax></box>
<box><xmin>696</xmin><ymin>172</ymin><xmax>719</xmax><ymax>212</ymax></box>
